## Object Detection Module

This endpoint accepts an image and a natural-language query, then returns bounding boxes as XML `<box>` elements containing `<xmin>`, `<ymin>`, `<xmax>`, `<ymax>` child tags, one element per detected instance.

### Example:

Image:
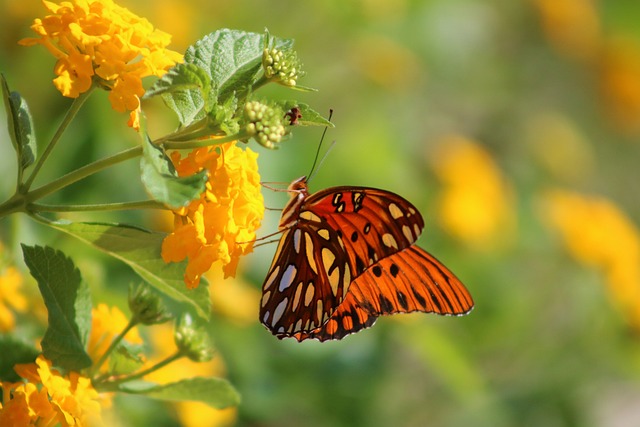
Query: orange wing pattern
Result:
<box><xmin>260</xmin><ymin>180</ymin><xmax>474</xmax><ymax>341</ymax></box>
<box><xmin>291</xmin><ymin>246</ymin><xmax>474</xmax><ymax>341</ymax></box>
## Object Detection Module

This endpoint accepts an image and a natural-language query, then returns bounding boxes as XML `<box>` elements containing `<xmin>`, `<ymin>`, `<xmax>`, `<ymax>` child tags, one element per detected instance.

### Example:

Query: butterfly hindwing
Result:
<box><xmin>260</xmin><ymin>219</ymin><xmax>352</xmax><ymax>337</ymax></box>
<box><xmin>290</xmin><ymin>246</ymin><xmax>473</xmax><ymax>342</ymax></box>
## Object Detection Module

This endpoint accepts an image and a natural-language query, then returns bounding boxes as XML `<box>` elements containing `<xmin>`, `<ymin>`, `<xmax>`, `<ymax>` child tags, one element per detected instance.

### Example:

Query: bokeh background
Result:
<box><xmin>2</xmin><ymin>1</ymin><xmax>640</xmax><ymax>426</ymax></box>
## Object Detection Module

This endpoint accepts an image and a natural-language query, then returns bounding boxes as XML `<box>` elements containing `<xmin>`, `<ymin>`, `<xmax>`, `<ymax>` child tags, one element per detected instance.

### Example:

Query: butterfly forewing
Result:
<box><xmin>304</xmin><ymin>187</ymin><xmax>425</xmax><ymax>276</ymax></box>
<box><xmin>260</xmin><ymin>219</ymin><xmax>352</xmax><ymax>336</ymax></box>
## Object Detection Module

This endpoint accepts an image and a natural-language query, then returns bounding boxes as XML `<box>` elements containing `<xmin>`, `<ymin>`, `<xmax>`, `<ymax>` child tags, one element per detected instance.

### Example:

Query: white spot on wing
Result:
<box><xmin>279</xmin><ymin>264</ymin><xmax>297</xmax><ymax>291</ymax></box>
<box><xmin>271</xmin><ymin>298</ymin><xmax>289</xmax><ymax>326</ymax></box>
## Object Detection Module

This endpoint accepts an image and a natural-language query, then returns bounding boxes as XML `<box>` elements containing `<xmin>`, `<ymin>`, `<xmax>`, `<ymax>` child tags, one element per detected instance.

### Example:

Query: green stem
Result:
<box><xmin>23</xmin><ymin>87</ymin><xmax>95</xmax><ymax>192</ymax></box>
<box><xmin>26</xmin><ymin>146</ymin><xmax>142</xmax><ymax>202</ymax></box>
<box><xmin>30</xmin><ymin>199</ymin><xmax>166</xmax><ymax>213</ymax></box>
<box><xmin>161</xmin><ymin>131</ymin><xmax>248</xmax><ymax>150</ymax></box>
<box><xmin>95</xmin><ymin>351</ymin><xmax>184</xmax><ymax>392</ymax></box>
<box><xmin>90</xmin><ymin>318</ymin><xmax>138</xmax><ymax>378</ymax></box>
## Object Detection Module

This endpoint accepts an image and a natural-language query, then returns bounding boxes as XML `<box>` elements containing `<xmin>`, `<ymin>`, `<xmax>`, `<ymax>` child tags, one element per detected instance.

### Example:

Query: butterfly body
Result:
<box><xmin>260</xmin><ymin>177</ymin><xmax>473</xmax><ymax>342</ymax></box>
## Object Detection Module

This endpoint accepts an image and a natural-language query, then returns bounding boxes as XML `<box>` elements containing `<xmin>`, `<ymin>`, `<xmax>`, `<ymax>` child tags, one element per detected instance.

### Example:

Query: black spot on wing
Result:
<box><xmin>390</xmin><ymin>263</ymin><xmax>399</xmax><ymax>277</ymax></box>
<box><xmin>397</xmin><ymin>291</ymin><xmax>409</xmax><ymax>310</ymax></box>
<box><xmin>372</xmin><ymin>266</ymin><xmax>382</xmax><ymax>277</ymax></box>
<box><xmin>379</xmin><ymin>294</ymin><xmax>394</xmax><ymax>313</ymax></box>
<box><xmin>356</xmin><ymin>257</ymin><xmax>366</xmax><ymax>275</ymax></box>
<box><xmin>351</xmin><ymin>231</ymin><xmax>358</xmax><ymax>242</ymax></box>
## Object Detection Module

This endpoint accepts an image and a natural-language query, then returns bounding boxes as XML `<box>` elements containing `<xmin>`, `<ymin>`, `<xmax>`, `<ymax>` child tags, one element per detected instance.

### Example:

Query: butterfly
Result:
<box><xmin>260</xmin><ymin>176</ymin><xmax>474</xmax><ymax>342</ymax></box>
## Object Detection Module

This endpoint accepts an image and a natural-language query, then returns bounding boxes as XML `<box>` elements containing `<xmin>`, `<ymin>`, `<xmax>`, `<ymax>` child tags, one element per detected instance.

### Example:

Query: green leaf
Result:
<box><xmin>1</xmin><ymin>73</ymin><xmax>37</xmax><ymax>172</ymax></box>
<box><xmin>21</xmin><ymin>244</ymin><xmax>92</xmax><ymax>372</ymax></box>
<box><xmin>44</xmin><ymin>220</ymin><xmax>211</xmax><ymax>320</ymax></box>
<box><xmin>279</xmin><ymin>102</ymin><xmax>334</xmax><ymax>127</ymax></box>
<box><xmin>140</xmin><ymin>132</ymin><xmax>207</xmax><ymax>209</ymax></box>
<box><xmin>144</xmin><ymin>63</ymin><xmax>212</xmax><ymax>101</ymax></box>
<box><xmin>163</xmin><ymin>29</ymin><xmax>293</xmax><ymax>127</ymax></box>
<box><xmin>119</xmin><ymin>377</ymin><xmax>240</xmax><ymax>409</ymax></box>
<box><xmin>0</xmin><ymin>336</ymin><xmax>40</xmax><ymax>382</ymax></box>
<box><xmin>109</xmin><ymin>343</ymin><xmax>145</xmax><ymax>376</ymax></box>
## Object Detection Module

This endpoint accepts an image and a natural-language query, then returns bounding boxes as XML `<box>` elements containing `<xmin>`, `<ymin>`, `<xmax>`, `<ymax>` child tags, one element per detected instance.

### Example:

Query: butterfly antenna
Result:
<box><xmin>307</xmin><ymin>109</ymin><xmax>334</xmax><ymax>183</ymax></box>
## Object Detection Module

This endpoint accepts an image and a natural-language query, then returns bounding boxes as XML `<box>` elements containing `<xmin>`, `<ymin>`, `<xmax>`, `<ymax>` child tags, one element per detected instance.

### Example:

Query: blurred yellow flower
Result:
<box><xmin>430</xmin><ymin>135</ymin><xmax>515</xmax><ymax>249</ymax></box>
<box><xmin>533</xmin><ymin>0</ymin><xmax>602</xmax><ymax>61</ymax></box>
<box><xmin>162</xmin><ymin>142</ymin><xmax>264</xmax><ymax>288</ymax></box>
<box><xmin>143</xmin><ymin>323</ymin><xmax>236</xmax><ymax>427</ymax></box>
<box><xmin>350</xmin><ymin>34</ymin><xmax>423</xmax><ymax>92</ymax></box>
<box><xmin>541</xmin><ymin>190</ymin><xmax>640</xmax><ymax>329</ymax></box>
<box><xmin>207</xmin><ymin>268</ymin><xmax>261</xmax><ymax>325</ymax></box>
<box><xmin>0</xmin><ymin>266</ymin><xmax>28</xmax><ymax>332</ymax></box>
<box><xmin>88</xmin><ymin>303</ymin><xmax>143</xmax><ymax>371</ymax></box>
<box><xmin>0</xmin><ymin>355</ymin><xmax>103</xmax><ymax>426</ymax></box>
<box><xmin>598</xmin><ymin>37</ymin><xmax>640</xmax><ymax>135</ymax></box>
<box><xmin>19</xmin><ymin>0</ymin><xmax>182</xmax><ymax>129</ymax></box>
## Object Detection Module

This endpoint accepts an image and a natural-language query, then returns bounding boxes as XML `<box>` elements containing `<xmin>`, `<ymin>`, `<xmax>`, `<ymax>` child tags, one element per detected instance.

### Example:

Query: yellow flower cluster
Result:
<box><xmin>0</xmin><ymin>356</ymin><xmax>102</xmax><ymax>426</ymax></box>
<box><xmin>162</xmin><ymin>142</ymin><xmax>264</xmax><ymax>288</ymax></box>
<box><xmin>19</xmin><ymin>0</ymin><xmax>182</xmax><ymax>129</ymax></box>
<box><xmin>0</xmin><ymin>266</ymin><xmax>27</xmax><ymax>332</ymax></box>
<box><xmin>542</xmin><ymin>190</ymin><xmax>640</xmax><ymax>329</ymax></box>
<box><xmin>430</xmin><ymin>135</ymin><xmax>515</xmax><ymax>249</ymax></box>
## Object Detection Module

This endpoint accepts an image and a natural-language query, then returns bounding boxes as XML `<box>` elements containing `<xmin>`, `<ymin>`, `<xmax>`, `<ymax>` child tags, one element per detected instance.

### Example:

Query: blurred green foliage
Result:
<box><xmin>2</xmin><ymin>1</ymin><xmax>640</xmax><ymax>426</ymax></box>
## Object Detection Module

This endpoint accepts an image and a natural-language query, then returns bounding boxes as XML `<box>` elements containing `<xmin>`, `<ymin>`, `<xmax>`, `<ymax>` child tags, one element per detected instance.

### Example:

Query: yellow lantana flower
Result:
<box><xmin>162</xmin><ymin>142</ymin><xmax>264</xmax><ymax>288</ymax></box>
<box><xmin>430</xmin><ymin>135</ymin><xmax>516</xmax><ymax>249</ymax></box>
<box><xmin>541</xmin><ymin>190</ymin><xmax>640</xmax><ymax>329</ymax></box>
<box><xmin>19</xmin><ymin>0</ymin><xmax>183</xmax><ymax>129</ymax></box>
<box><xmin>0</xmin><ymin>355</ymin><xmax>103</xmax><ymax>426</ymax></box>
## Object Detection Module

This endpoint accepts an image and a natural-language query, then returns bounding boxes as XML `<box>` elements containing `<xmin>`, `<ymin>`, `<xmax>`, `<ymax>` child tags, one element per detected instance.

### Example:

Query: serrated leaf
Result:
<box><xmin>140</xmin><ymin>132</ymin><xmax>207</xmax><ymax>209</ymax></box>
<box><xmin>1</xmin><ymin>74</ymin><xmax>37</xmax><ymax>172</ymax></box>
<box><xmin>144</xmin><ymin>63</ymin><xmax>212</xmax><ymax>101</ymax></box>
<box><xmin>0</xmin><ymin>336</ymin><xmax>40</xmax><ymax>382</ymax></box>
<box><xmin>164</xmin><ymin>29</ymin><xmax>293</xmax><ymax>127</ymax></box>
<box><xmin>119</xmin><ymin>377</ymin><xmax>240</xmax><ymax>409</ymax></box>
<box><xmin>21</xmin><ymin>245</ymin><xmax>92</xmax><ymax>371</ymax></box>
<box><xmin>43</xmin><ymin>220</ymin><xmax>211</xmax><ymax>320</ymax></box>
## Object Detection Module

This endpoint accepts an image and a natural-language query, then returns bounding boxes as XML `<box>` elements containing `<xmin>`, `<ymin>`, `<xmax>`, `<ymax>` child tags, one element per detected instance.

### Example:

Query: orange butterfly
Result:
<box><xmin>260</xmin><ymin>176</ymin><xmax>474</xmax><ymax>341</ymax></box>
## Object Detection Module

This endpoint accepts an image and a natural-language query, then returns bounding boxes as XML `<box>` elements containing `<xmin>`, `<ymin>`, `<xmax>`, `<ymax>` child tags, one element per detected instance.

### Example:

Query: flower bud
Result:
<box><xmin>244</xmin><ymin>101</ymin><xmax>286</xmax><ymax>148</ymax></box>
<box><xmin>262</xmin><ymin>47</ymin><xmax>304</xmax><ymax>87</ymax></box>
<box><xmin>128</xmin><ymin>284</ymin><xmax>172</xmax><ymax>325</ymax></box>
<box><xmin>174</xmin><ymin>313</ymin><xmax>214</xmax><ymax>362</ymax></box>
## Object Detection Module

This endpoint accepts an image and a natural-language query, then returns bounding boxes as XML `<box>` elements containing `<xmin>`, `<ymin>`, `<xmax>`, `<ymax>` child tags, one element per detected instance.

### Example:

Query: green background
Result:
<box><xmin>2</xmin><ymin>1</ymin><xmax>640</xmax><ymax>426</ymax></box>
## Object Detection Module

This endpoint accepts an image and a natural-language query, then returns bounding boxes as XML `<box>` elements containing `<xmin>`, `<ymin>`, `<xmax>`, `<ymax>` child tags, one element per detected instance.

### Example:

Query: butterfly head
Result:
<box><xmin>279</xmin><ymin>176</ymin><xmax>310</xmax><ymax>230</ymax></box>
